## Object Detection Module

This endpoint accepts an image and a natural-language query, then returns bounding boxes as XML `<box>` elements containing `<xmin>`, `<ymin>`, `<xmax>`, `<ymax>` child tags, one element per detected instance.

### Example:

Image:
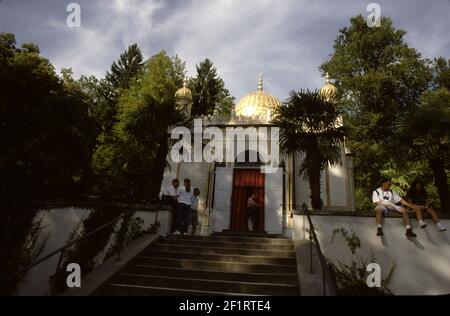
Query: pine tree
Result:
<box><xmin>105</xmin><ymin>43</ymin><xmax>144</xmax><ymax>91</ymax></box>
<box><xmin>189</xmin><ymin>58</ymin><xmax>234</xmax><ymax>117</ymax></box>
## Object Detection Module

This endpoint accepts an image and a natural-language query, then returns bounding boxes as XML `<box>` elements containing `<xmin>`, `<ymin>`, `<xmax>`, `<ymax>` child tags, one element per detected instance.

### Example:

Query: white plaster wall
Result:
<box><xmin>264</xmin><ymin>168</ymin><xmax>283</xmax><ymax>234</ymax></box>
<box><xmin>294</xmin><ymin>155</ymin><xmax>346</xmax><ymax>209</ymax></box>
<box><xmin>17</xmin><ymin>208</ymin><xmax>171</xmax><ymax>296</ymax></box>
<box><xmin>160</xmin><ymin>159</ymin><xmax>178</xmax><ymax>193</ymax></box>
<box><xmin>293</xmin><ymin>215</ymin><xmax>450</xmax><ymax>295</ymax></box>
<box><xmin>212</xmin><ymin>167</ymin><xmax>233</xmax><ymax>232</ymax></box>
<box><xmin>294</xmin><ymin>153</ymin><xmax>311</xmax><ymax>208</ymax></box>
<box><xmin>328</xmin><ymin>163</ymin><xmax>347</xmax><ymax>207</ymax></box>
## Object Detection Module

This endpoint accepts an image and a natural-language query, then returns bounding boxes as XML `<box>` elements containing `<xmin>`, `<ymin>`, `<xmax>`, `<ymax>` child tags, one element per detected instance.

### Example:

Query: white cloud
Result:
<box><xmin>1</xmin><ymin>0</ymin><xmax>449</xmax><ymax>101</ymax></box>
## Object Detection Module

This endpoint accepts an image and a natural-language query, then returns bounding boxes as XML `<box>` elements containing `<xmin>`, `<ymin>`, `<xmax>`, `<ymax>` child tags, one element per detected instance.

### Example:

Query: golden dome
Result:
<box><xmin>235</xmin><ymin>74</ymin><xmax>281</xmax><ymax>120</ymax></box>
<box><xmin>175</xmin><ymin>78</ymin><xmax>192</xmax><ymax>102</ymax></box>
<box><xmin>320</xmin><ymin>73</ymin><xmax>338</xmax><ymax>102</ymax></box>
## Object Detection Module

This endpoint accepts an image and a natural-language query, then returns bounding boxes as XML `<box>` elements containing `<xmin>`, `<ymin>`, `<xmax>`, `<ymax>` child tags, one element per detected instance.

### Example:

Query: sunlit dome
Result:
<box><xmin>175</xmin><ymin>78</ymin><xmax>192</xmax><ymax>103</ymax></box>
<box><xmin>235</xmin><ymin>74</ymin><xmax>281</xmax><ymax>121</ymax></box>
<box><xmin>320</xmin><ymin>73</ymin><xmax>338</xmax><ymax>102</ymax></box>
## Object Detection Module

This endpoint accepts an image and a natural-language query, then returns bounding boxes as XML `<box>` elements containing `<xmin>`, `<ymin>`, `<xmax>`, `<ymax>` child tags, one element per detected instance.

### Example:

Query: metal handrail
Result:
<box><xmin>303</xmin><ymin>205</ymin><xmax>338</xmax><ymax>296</ymax></box>
<box><xmin>2</xmin><ymin>198</ymin><xmax>160</xmax><ymax>286</ymax></box>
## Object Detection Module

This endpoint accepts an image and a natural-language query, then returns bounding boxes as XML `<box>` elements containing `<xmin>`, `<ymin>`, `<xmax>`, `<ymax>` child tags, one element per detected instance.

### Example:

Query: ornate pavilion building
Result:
<box><xmin>161</xmin><ymin>74</ymin><xmax>355</xmax><ymax>236</ymax></box>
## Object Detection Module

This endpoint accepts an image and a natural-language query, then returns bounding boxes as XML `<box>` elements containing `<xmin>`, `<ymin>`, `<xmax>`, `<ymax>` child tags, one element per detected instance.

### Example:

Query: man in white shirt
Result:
<box><xmin>164</xmin><ymin>179</ymin><xmax>179</xmax><ymax>198</ymax></box>
<box><xmin>373</xmin><ymin>178</ymin><xmax>420</xmax><ymax>238</ymax></box>
<box><xmin>174</xmin><ymin>178</ymin><xmax>193</xmax><ymax>235</ymax></box>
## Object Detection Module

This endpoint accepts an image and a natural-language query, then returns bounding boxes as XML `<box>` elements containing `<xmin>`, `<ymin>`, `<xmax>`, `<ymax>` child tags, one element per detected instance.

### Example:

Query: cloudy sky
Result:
<box><xmin>1</xmin><ymin>0</ymin><xmax>449</xmax><ymax>100</ymax></box>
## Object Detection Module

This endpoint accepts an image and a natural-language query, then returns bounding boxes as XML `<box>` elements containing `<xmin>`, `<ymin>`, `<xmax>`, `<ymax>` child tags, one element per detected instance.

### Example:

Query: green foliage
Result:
<box><xmin>395</xmin><ymin>89</ymin><xmax>450</xmax><ymax>159</ymax></box>
<box><xmin>125</xmin><ymin>216</ymin><xmax>145</xmax><ymax>244</ymax></box>
<box><xmin>320</xmin><ymin>16</ymin><xmax>432</xmax><ymax>198</ymax></box>
<box><xmin>393</xmin><ymin>88</ymin><xmax>450</xmax><ymax>211</ymax></box>
<box><xmin>272</xmin><ymin>90</ymin><xmax>346</xmax><ymax>209</ymax></box>
<box><xmin>330</xmin><ymin>252</ymin><xmax>396</xmax><ymax>296</ymax></box>
<box><xmin>0</xmin><ymin>211</ymin><xmax>48</xmax><ymax>295</ymax></box>
<box><xmin>354</xmin><ymin>188</ymin><xmax>374</xmax><ymax>213</ymax></box>
<box><xmin>0</xmin><ymin>32</ymin><xmax>97</xmax><ymax>201</ymax></box>
<box><xmin>92</xmin><ymin>51</ymin><xmax>185</xmax><ymax>201</ymax></box>
<box><xmin>331</xmin><ymin>228</ymin><xmax>360</xmax><ymax>255</ymax></box>
<box><xmin>189</xmin><ymin>58</ymin><xmax>235</xmax><ymax>116</ymax></box>
<box><xmin>319</xmin><ymin>15</ymin><xmax>450</xmax><ymax>212</ymax></box>
<box><xmin>432</xmin><ymin>57</ymin><xmax>450</xmax><ymax>90</ymax></box>
<box><xmin>328</xmin><ymin>227</ymin><xmax>396</xmax><ymax>296</ymax></box>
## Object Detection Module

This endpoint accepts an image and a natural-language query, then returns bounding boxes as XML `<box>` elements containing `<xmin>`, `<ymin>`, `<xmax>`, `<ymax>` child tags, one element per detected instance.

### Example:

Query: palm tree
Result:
<box><xmin>272</xmin><ymin>90</ymin><xmax>346</xmax><ymax>210</ymax></box>
<box><xmin>394</xmin><ymin>88</ymin><xmax>450</xmax><ymax>213</ymax></box>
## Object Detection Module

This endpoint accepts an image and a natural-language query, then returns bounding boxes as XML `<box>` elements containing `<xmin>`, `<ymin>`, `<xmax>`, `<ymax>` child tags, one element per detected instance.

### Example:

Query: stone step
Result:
<box><xmin>131</xmin><ymin>256</ymin><xmax>298</xmax><ymax>274</ymax></box>
<box><xmin>110</xmin><ymin>273</ymin><xmax>300</xmax><ymax>296</ymax></box>
<box><xmin>166</xmin><ymin>234</ymin><xmax>292</xmax><ymax>245</ymax></box>
<box><xmin>126</xmin><ymin>265</ymin><xmax>299</xmax><ymax>285</ymax></box>
<box><xmin>158</xmin><ymin>237</ymin><xmax>294</xmax><ymax>251</ymax></box>
<box><xmin>141</xmin><ymin>250</ymin><xmax>296</xmax><ymax>265</ymax></box>
<box><xmin>148</xmin><ymin>243</ymin><xmax>296</xmax><ymax>258</ymax></box>
<box><xmin>99</xmin><ymin>284</ymin><xmax>259</xmax><ymax>296</ymax></box>
<box><xmin>93</xmin><ymin>234</ymin><xmax>300</xmax><ymax>296</ymax></box>
<box><xmin>215</xmin><ymin>230</ymin><xmax>273</xmax><ymax>238</ymax></box>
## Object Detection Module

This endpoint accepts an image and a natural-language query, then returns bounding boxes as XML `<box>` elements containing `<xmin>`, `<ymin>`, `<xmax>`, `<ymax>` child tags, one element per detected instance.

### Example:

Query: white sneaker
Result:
<box><xmin>174</xmin><ymin>231</ymin><xmax>181</xmax><ymax>235</ymax></box>
<box><xmin>436</xmin><ymin>223</ymin><xmax>447</xmax><ymax>232</ymax></box>
<box><xmin>419</xmin><ymin>220</ymin><xmax>427</xmax><ymax>228</ymax></box>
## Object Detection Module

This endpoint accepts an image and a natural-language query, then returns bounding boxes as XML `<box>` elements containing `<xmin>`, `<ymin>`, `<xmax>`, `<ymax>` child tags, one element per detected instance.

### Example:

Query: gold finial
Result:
<box><xmin>258</xmin><ymin>73</ymin><xmax>263</xmax><ymax>92</ymax></box>
<box><xmin>320</xmin><ymin>72</ymin><xmax>338</xmax><ymax>102</ymax></box>
<box><xmin>183</xmin><ymin>77</ymin><xmax>188</xmax><ymax>88</ymax></box>
<box><xmin>325</xmin><ymin>72</ymin><xmax>331</xmax><ymax>85</ymax></box>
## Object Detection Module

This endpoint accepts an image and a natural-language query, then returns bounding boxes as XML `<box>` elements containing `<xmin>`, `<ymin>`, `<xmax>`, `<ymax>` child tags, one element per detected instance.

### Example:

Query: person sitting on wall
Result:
<box><xmin>247</xmin><ymin>190</ymin><xmax>260</xmax><ymax>231</ymax></box>
<box><xmin>406</xmin><ymin>181</ymin><xmax>446</xmax><ymax>232</ymax></box>
<box><xmin>373</xmin><ymin>178</ymin><xmax>420</xmax><ymax>238</ymax></box>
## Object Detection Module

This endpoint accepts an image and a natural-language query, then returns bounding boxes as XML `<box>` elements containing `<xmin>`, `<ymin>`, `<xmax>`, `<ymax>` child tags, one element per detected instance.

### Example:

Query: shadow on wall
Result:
<box><xmin>293</xmin><ymin>215</ymin><xmax>450</xmax><ymax>295</ymax></box>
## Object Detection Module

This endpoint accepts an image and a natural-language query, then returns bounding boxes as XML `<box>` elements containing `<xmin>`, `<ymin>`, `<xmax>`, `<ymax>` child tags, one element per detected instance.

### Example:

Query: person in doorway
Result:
<box><xmin>163</xmin><ymin>179</ymin><xmax>180</xmax><ymax>233</ymax></box>
<box><xmin>175</xmin><ymin>178</ymin><xmax>193</xmax><ymax>235</ymax></box>
<box><xmin>247</xmin><ymin>190</ymin><xmax>260</xmax><ymax>231</ymax></box>
<box><xmin>406</xmin><ymin>181</ymin><xmax>446</xmax><ymax>232</ymax></box>
<box><xmin>373</xmin><ymin>178</ymin><xmax>420</xmax><ymax>238</ymax></box>
<box><xmin>189</xmin><ymin>188</ymin><xmax>200</xmax><ymax>235</ymax></box>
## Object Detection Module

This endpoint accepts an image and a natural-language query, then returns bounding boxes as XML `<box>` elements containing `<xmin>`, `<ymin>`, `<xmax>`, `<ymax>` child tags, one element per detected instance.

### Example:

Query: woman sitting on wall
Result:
<box><xmin>406</xmin><ymin>181</ymin><xmax>446</xmax><ymax>232</ymax></box>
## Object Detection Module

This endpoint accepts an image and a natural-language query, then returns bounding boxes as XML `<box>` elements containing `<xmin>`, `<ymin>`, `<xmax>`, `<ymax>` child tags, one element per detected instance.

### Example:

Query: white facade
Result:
<box><xmin>165</xmin><ymin>74</ymin><xmax>355</xmax><ymax>235</ymax></box>
<box><xmin>161</xmin><ymin>119</ymin><xmax>355</xmax><ymax>236</ymax></box>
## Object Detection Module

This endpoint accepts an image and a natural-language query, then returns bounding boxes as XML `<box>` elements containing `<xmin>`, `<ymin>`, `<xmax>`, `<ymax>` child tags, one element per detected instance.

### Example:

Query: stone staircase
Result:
<box><xmin>92</xmin><ymin>232</ymin><xmax>300</xmax><ymax>296</ymax></box>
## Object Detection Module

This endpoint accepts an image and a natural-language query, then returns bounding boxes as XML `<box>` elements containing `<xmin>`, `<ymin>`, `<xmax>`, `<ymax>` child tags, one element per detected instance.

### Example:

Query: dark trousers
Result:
<box><xmin>176</xmin><ymin>203</ymin><xmax>191</xmax><ymax>233</ymax></box>
<box><xmin>247</xmin><ymin>207</ymin><xmax>259</xmax><ymax>231</ymax></box>
<box><xmin>170</xmin><ymin>200</ymin><xmax>178</xmax><ymax>233</ymax></box>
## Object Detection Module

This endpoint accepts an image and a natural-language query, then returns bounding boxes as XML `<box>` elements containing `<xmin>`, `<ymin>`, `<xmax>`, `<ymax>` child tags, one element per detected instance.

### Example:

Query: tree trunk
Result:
<box><xmin>307</xmin><ymin>153</ymin><xmax>323</xmax><ymax>210</ymax></box>
<box><xmin>309</xmin><ymin>175</ymin><xmax>323</xmax><ymax>210</ymax></box>
<box><xmin>429</xmin><ymin>157</ymin><xmax>450</xmax><ymax>213</ymax></box>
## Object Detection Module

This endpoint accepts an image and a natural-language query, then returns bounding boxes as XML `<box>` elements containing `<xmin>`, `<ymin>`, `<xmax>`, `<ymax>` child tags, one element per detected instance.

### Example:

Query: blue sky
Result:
<box><xmin>1</xmin><ymin>0</ymin><xmax>449</xmax><ymax>100</ymax></box>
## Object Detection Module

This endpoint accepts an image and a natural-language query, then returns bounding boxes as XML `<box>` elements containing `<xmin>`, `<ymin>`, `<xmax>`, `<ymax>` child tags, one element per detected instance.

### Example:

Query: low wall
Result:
<box><xmin>293</xmin><ymin>215</ymin><xmax>450</xmax><ymax>295</ymax></box>
<box><xmin>16</xmin><ymin>207</ymin><xmax>171</xmax><ymax>296</ymax></box>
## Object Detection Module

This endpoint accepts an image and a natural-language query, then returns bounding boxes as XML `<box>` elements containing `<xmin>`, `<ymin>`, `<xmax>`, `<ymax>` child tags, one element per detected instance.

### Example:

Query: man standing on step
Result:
<box><xmin>175</xmin><ymin>178</ymin><xmax>194</xmax><ymax>235</ymax></box>
<box><xmin>373</xmin><ymin>178</ymin><xmax>420</xmax><ymax>238</ymax></box>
